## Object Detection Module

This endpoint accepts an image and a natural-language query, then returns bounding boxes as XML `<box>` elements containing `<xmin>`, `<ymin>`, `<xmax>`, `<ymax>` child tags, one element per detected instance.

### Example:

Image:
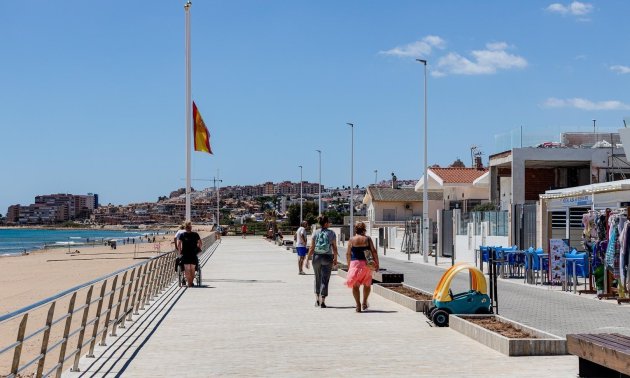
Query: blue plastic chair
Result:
<box><xmin>479</xmin><ymin>245</ymin><xmax>490</xmax><ymax>262</ymax></box>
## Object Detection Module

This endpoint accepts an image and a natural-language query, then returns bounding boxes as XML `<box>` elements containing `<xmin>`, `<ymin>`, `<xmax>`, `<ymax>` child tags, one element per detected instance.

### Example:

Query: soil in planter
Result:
<box><xmin>467</xmin><ymin>317</ymin><xmax>536</xmax><ymax>339</ymax></box>
<box><xmin>387</xmin><ymin>286</ymin><xmax>432</xmax><ymax>300</ymax></box>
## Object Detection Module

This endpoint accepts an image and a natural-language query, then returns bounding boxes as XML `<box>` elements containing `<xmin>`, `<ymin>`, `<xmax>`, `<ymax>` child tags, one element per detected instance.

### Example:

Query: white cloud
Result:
<box><xmin>543</xmin><ymin>97</ymin><xmax>630</xmax><ymax>110</ymax></box>
<box><xmin>610</xmin><ymin>65</ymin><xmax>630</xmax><ymax>74</ymax></box>
<box><xmin>546</xmin><ymin>1</ymin><xmax>593</xmax><ymax>16</ymax></box>
<box><xmin>432</xmin><ymin>42</ymin><xmax>527</xmax><ymax>76</ymax></box>
<box><xmin>379</xmin><ymin>35</ymin><xmax>446</xmax><ymax>58</ymax></box>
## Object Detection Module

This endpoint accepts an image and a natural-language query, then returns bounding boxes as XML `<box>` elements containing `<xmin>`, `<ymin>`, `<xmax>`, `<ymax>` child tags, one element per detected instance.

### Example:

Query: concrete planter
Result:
<box><xmin>372</xmin><ymin>283</ymin><xmax>432</xmax><ymax>313</ymax></box>
<box><xmin>450</xmin><ymin>315</ymin><xmax>567</xmax><ymax>356</ymax></box>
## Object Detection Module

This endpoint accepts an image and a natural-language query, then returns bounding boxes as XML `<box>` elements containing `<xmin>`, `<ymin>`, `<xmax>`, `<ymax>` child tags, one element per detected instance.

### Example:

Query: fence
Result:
<box><xmin>0</xmin><ymin>234</ymin><xmax>218</xmax><ymax>378</ymax></box>
<box><xmin>457</xmin><ymin>211</ymin><xmax>509</xmax><ymax>237</ymax></box>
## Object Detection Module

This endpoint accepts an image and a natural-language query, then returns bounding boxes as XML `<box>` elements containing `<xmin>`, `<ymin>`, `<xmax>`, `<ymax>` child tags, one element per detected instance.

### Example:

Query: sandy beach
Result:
<box><xmin>0</xmin><ymin>226</ymin><xmax>214</xmax><ymax>374</ymax></box>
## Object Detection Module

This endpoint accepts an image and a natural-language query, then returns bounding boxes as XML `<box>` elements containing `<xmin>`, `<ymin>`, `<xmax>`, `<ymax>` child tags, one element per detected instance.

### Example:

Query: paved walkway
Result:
<box><xmin>67</xmin><ymin>237</ymin><xmax>577</xmax><ymax>377</ymax></box>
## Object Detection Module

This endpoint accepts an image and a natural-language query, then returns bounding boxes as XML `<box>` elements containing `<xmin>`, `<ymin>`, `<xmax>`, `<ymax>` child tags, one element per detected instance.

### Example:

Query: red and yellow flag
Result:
<box><xmin>193</xmin><ymin>101</ymin><xmax>213</xmax><ymax>154</ymax></box>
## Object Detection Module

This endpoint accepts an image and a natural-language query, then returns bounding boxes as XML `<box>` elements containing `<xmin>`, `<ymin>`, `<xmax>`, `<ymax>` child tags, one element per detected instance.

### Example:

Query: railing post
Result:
<box><xmin>120</xmin><ymin>269</ymin><xmax>136</xmax><ymax>329</ymax></box>
<box><xmin>155</xmin><ymin>255</ymin><xmax>167</xmax><ymax>294</ymax></box>
<box><xmin>36</xmin><ymin>303</ymin><xmax>56</xmax><ymax>377</ymax></box>
<box><xmin>100</xmin><ymin>275</ymin><xmax>118</xmax><ymax>346</ymax></box>
<box><xmin>71</xmin><ymin>286</ymin><xmax>93</xmax><ymax>372</ymax></box>
<box><xmin>144</xmin><ymin>260</ymin><xmax>157</xmax><ymax>305</ymax></box>
<box><xmin>133</xmin><ymin>265</ymin><xmax>147</xmax><ymax>315</ymax></box>
<box><xmin>87</xmin><ymin>279</ymin><xmax>108</xmax><ymax>357</ymax></box>
<box><xmin>139</xmin><ymin>261</ymin><xmax>151</xmax><ymax>309</ymax></box>
<box><xmin>159</xmin><ymin>253</ymin><xmax>172</xmax><ymax>291</ymax></box>
<box><xmin>10</xmin><ymin>314</ymin><xmax>29</xmax><ymax>377</ymax></box>
<box><xmin>111</xmin><ymin>272</ymin><xmax>127</xmax><ymax>337</ymax></box>
<box><xmin>55</xmin><ymin>292</ymin><xmax>77</xmax><ymax>378</ymax></box>
<box><xmin>159</xmin><ymin>253</ymin><xmax>171</xmax><ymax>291</ymax></box>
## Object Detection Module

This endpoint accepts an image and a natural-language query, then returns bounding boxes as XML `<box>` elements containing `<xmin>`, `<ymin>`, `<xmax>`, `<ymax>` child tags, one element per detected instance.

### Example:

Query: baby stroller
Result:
<box><xmin>177</xmin><ymin>253</ymin><xmax>202</xmax><ymax>287</ymax></box>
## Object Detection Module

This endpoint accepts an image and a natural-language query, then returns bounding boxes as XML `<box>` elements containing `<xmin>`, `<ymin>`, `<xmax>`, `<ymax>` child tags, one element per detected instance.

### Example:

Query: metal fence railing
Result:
<box><xmin>0</xmin><ymin>234</ymin><xmax>218</xmax><ymax>378</ymax></box>
<box><xmin>457</xmin><ymin>211</ymin><xmax>509</xmax><ymax>237</ymax></box>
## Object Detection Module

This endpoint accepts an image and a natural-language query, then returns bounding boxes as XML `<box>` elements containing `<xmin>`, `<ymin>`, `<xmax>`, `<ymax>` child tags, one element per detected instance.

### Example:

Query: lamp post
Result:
<box><xmin>417</xmin><ymin>58</ymin><xmax>430</xmax><ymax>264</ymax></box>
<box><xmin>316</xmin><ymin>150</ymin><xmax>322</xmax><ymax>216</ymax></box>
<box><xmin>298</xmin><ymin>165</ymin><xmax>303</xmax><ymax>224</ymax></box>
<box><xmin>374</xmin><ymin>169</ymin><xmax>378</xmax><ymax>186</ymax></box>
<box><xmin>213</xmin><ymin>177</ymin><xmax>223</xmax><ymax>226</ymax></box>
<box><xmin>347</xmin><ymin>122</ymin><xmax>354</xmax><ymax>237</ymax></box>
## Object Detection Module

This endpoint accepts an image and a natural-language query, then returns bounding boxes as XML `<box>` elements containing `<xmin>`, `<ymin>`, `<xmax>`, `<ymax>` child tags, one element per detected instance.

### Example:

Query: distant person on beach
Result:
<box><xmin>305</xmin><ymin>215</ymin><xmax>338</xmax><ymax>308</ymax></box>
<box><xmin>295</xmin><ymin>221</ymin><xmax>308</xmax><ymax>275</ymax></box>
<box><xmin>177</xmin><ymin>221</ymin><xmax>202</xmax><ymax>288</ymax></box>
<box><xmin>345</xmin><ymin>221</ymin><xmax>379</xmax><ymax>312</ymax></box>
<box><xmin>241</xmin><ymin>224</ymin><xmax>247</xmax><ymax>239</ymax></box>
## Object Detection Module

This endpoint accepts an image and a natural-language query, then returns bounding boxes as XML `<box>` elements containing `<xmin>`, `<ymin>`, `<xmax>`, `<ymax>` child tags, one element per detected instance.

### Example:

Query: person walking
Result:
<box><xmin>345</xmin><ymin>221</ymin><xmax>379</xmax><ymax>312</ymax></box>
<box><xmin>177</xmin><ymin>221</ymin><xmax>202</xmax><ymax>288</ymax></box>
<box><xmin>241</xmin><ymin>223</ymin><xmax>248</xmax><ymax>239</ymax></box>
<box><xmin>174</xmin><ymin>224</ymin><xmax>186</xmax><ymax>253</ymax></box>
<box><xmin>295</xmin><ymin>221</ymin><xmax>308</xmax><ymax>275</ymax></box>
<box><xmin>305</xmin><ymin>215</ymin><xmax>338</xmax><ymax>308</ymax></box>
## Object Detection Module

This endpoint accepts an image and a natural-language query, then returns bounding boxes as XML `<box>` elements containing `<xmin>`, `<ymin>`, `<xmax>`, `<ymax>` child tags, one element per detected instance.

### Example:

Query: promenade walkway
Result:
<box><xmin>67</xmin><ymin>237</ymin><xmax>577</xmax><ymax>377</ymax></box>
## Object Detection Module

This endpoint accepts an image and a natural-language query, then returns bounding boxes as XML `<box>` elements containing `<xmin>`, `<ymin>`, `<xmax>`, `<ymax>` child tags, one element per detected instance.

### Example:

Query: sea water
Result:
<box><xmin>0</xmin><ymin>229</ymin><xmax>164</xmax><ymax>256</ymax></box>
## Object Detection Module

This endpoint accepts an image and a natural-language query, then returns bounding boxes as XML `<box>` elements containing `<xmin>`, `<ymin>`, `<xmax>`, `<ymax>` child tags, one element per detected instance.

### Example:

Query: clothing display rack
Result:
<box><xmin>581</xmin><ymin>208</ymin><xmax>630</xmax><ymax>301</ymax></box>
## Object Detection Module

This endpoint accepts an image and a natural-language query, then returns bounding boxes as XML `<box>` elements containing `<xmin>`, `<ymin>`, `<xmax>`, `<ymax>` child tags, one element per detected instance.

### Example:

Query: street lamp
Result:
<box><xmin>316</xmin><ymin>150</ymin><xmax>322</xmax><ymax>216</ymax></box>
<box><xmin>298</xmin><ymin>165</ymin><xmax>303</xmax><ymax>224</ymax></box>
<box><xmin>417</xmin><ymin>58</ymin><xmax>430</xmax><ymax>264</ymax></box>
<box><xmin>213</xmin><ymin>177</ymin><xmax>223</xmax><ymax>226</ymax></box>
<box><xmin>374</xmin><ymin>169</ymin><xmax>378</xmax><ymax>186</ymax></box>
<box><xmin>347</xmin><ymin>122</ymin><xmax>354</xmax><ymax>237</ymax></box>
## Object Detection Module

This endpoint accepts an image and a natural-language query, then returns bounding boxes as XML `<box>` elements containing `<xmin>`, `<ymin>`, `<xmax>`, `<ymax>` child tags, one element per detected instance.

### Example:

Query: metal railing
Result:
<box><xmin>0</xmin><ymin>234</ymin><xmax>218</xmax><ymax>378</ymax></box>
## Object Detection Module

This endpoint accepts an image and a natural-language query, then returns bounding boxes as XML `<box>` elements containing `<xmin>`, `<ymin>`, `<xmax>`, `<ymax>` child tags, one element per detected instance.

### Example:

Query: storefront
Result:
<box><xmin>539</xmin><ymin>179</ymin><xmax>630</xmax><ymax>249</ymax></box>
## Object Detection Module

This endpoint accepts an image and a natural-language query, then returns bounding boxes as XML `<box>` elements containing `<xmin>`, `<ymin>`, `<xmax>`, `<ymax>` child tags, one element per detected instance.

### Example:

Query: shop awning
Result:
<box><xmin>540</xmin><ymin>179</ymin><xmax>630</xmax><ymax>200</ymax></box>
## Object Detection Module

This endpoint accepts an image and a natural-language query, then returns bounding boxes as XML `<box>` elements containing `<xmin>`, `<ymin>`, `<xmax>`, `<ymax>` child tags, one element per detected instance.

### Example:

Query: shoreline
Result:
<box><xmin>0</xmin><ymin>226</ymin><xmax>214</xmax><ymax>313</ymax></box>
<box><xmin>0</xmin><ymin>224</ymin><xmax>175</xmax><ymax>231</ymax></box>
<box><xmin>0</xmin><ymin>227</ymin><xmax>178</xmax><ymax>258</ymax></box>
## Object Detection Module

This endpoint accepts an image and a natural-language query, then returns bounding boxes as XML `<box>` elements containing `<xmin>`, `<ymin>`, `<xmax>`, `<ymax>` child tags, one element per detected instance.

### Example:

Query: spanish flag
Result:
<box><xmin>193</xmin><ymin>101</ymin><xmax>213</xmax><ymax>154</ymax></box>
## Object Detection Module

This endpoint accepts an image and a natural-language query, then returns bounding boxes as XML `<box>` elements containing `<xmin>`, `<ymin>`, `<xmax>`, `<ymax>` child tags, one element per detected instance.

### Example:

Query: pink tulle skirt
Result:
<box><xmin>345</xmin><ymin>260</ymin><xmax>372</xmax><ymax>288</ymax></box>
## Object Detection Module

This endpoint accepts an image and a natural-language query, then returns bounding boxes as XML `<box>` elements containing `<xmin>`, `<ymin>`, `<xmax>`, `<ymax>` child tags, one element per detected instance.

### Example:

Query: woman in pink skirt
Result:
<box><xmin>345</xmin><ymin>222</ymin><xmax>379</xmax><ymax>312</ymax></box>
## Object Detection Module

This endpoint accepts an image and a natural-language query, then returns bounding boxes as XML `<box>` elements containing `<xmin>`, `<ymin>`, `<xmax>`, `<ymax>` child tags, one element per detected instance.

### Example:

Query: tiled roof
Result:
<box><xmin>366</xmin><ymin>187</ymin><xmax>442</xmax><ymax>202</ymax></box>
<box><xmin>430</xmin><ymin>168</ymin><xmax>488</xmax><ymax>184</ymax></box>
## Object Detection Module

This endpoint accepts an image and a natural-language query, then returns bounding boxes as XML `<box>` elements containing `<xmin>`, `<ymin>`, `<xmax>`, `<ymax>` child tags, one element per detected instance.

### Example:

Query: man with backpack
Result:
<box><xmin>305</xmin><ymin>215</ymin><xmax>338</xmax><ymax>308</ymax></box>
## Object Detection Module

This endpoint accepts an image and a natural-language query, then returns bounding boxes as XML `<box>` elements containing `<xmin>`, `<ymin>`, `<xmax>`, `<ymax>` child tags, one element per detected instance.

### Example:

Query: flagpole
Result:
<box><xmin>184</xmin><ymin>1</ymin><xmax>192</xmax><ymax>221</ymax></box>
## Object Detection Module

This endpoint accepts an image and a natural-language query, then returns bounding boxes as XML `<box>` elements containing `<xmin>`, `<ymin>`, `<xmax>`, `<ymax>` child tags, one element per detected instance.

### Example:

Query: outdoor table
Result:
<box><xmin>563</xmin><ymin>257</ymin><xmax>582</xmax><ymax>294</ymax></box>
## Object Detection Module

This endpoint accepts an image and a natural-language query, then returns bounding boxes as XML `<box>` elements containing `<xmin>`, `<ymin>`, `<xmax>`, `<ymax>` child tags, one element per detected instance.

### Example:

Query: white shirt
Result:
<box><xmin>296</xmin><ymin>226</ymin><xmax>307</xmax><ymax>247</ymax></box>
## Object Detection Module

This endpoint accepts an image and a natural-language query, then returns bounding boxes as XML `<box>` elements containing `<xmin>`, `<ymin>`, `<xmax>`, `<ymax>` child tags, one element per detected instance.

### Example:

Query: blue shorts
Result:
<box><xmin>296</xmin><ymin>247</ymin><xmax>307</xmax><ymax>257</ymax></box>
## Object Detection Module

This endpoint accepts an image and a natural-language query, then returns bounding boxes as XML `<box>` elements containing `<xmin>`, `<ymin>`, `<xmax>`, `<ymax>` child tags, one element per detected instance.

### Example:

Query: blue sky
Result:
<box><xmin>2</xmin><ymin>1</ymin><xmax>630</xmax><ymax>213</ymax></box>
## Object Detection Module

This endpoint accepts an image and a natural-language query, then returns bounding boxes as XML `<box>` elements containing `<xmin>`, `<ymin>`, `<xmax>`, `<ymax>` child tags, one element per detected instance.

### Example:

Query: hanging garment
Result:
<box><xmin>606</xmin><ymin>226</ymin><xmax>618</xmax><ymax>269</ymax></box>
<box><xmin>620</xmin><ymin>222</ymin><xmax>630</xmax><ymax>288</ymax></box>
<box><xmin>597</xmin><ymin>215</ymin><xmax>607</xmax><ymax>240</ymax></box>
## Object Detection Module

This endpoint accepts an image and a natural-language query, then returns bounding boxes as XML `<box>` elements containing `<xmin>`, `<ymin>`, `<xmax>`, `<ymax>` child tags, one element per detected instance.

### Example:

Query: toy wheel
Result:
<box><xmin>425</xmin><ymin>305</ymin><xmax>436</xmax><ymax>319</ymax></box>
<box><xmin>432</xmin><ymin>309</ymin><xmax>449</xmax><ymax>327</ymax></box>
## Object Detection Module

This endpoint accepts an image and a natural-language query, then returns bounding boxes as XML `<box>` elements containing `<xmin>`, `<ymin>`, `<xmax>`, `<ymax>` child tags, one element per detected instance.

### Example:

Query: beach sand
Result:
<box><xmin>0</xmin><ymin>226</ymin><xmax>213</xmax><ymax>375</ymax></box>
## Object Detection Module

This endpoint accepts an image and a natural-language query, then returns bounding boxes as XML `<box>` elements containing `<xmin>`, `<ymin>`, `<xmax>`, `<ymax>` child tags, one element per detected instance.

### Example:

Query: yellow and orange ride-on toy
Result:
<box><xmin>425</xmin><ymin>263</ymin><xmax>491</xmax><ymax>327</ymax></box>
